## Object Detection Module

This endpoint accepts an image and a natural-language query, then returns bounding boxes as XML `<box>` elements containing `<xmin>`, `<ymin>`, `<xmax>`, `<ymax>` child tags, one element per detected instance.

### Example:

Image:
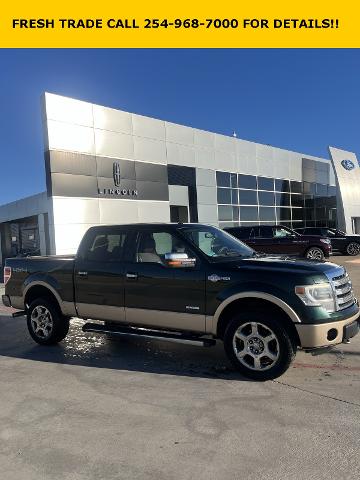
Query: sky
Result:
<box><xmin>0</xmin><ymin>48</ymin><xmax>359</xmax><ymax>205</ymax></box>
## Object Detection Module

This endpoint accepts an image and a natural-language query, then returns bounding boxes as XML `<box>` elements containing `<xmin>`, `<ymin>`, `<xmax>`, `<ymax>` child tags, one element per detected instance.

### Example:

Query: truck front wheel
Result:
<box><xmin>27</xmin><ymin>298</ymin><xmax>70</xmax><ymax>345</ymax></box>
<box><xmin>223</xmin><ymin>313</ymin><xmax>295</xmax><ymax>381</ymax></box>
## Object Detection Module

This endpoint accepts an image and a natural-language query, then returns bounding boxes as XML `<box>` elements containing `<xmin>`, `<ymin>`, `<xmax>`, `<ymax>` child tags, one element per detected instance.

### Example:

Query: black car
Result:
<box><xmin>295</xmin><ymin>228</ymin><xmax>360</xmax><ymax>256</ymax></box>
<box><xmin>224</xmin><ymin>225</ymin><xmax>332</xmax><ymax>260</ymax></box>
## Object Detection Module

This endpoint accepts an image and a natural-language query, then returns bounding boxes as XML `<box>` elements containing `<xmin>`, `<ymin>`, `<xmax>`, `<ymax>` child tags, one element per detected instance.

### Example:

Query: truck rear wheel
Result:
<box><xmin>223</xmin><ymin>313</ymin><xmax>295</xmax><ymax>381</ymax></box>
<box><xmin>27</xmin><ymin>297</ymin><xmax>70</xmax><ymax>345</ymax></box>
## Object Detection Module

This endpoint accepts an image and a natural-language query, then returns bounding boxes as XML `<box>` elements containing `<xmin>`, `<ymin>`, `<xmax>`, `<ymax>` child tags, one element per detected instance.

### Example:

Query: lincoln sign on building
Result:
<box><xmin>0</xmin><ymin>92</ymin><xmax>359</xmax><ymax>263</ymax></box>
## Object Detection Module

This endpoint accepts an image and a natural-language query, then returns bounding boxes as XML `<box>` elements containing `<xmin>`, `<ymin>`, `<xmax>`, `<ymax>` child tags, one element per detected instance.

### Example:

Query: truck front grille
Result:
<box><xmin>331</xmin><ymin>272</ymin><xmax>355</xmax><ymax>311</ymax></box>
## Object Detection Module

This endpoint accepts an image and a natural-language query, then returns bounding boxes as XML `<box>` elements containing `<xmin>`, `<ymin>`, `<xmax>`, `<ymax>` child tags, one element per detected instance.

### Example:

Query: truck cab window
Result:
<box><xmin>85</xmin><ymin>233</ymin><xmax>126</xmax><ymax>262</ymax></box>
<box><xmin>135</xmin><ymin>231</ymin><xmax>192</xmax><ymax>264</ymax></box>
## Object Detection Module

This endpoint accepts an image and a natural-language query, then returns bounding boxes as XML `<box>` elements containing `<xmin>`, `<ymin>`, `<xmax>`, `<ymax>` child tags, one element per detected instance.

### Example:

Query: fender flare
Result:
<box><xmin>23</xmin><ymin>281</ymin><xmax>76</xmax><ymax>317</ymax></box>
<box><xmin>210</xmin><ymin>291</ymin><xmax>301</xmax><ymax>335</ymax></box>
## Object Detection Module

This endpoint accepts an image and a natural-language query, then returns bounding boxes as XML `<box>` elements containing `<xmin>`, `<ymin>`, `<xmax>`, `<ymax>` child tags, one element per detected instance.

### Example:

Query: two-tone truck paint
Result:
<box><xmin>3</xmin><ymin>223</ymin><xmax>360</xmax><ymax>380</ymax></box>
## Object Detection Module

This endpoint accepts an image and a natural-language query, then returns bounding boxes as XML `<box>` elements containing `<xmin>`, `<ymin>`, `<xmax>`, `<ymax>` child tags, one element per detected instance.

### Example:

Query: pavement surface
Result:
<box><xmin>1</xmin><ymin>256</ymin><xmax>360</xmax><ymax>479</ymax></box>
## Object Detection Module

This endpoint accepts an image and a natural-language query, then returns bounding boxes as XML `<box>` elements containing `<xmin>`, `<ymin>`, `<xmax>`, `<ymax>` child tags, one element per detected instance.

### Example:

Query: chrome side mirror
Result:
<box><xmin>164</xmin><ymin>253</ymin><xmax>196</xmax><ymax>268</ymax></box>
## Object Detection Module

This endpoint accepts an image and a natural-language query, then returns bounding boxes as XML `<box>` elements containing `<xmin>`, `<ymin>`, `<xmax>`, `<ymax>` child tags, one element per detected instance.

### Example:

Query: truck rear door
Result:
<box><xmin>74</xmin><ymin>227</ymin><xmax>128</xmax><ymax>322</ymax></box>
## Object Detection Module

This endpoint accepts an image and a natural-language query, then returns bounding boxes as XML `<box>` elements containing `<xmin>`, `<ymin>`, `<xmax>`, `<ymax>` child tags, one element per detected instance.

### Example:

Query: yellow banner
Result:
<box><xmin>1</xmin><ymin>0</ymin><xmax>359</xmax><ymax>48</ymax></box>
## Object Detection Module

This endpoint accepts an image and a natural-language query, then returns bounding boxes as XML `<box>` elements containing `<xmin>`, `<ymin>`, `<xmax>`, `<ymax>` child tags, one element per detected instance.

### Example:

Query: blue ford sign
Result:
<box><xmin>341</xmin><ymin>159</ymin><xmax>355</xmax><ymax>171</ymax></box>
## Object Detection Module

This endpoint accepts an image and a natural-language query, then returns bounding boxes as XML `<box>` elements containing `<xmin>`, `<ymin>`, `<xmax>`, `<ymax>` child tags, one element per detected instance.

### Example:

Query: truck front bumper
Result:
<box><xmin>295</xmin><ymin>312</ymin><xmax>360</xmax><ymax>349</ymax></box>
<box><xmin>2</xmin><ymin>295</ymin><xmax>11</xmax><ymax>307</ymax></box>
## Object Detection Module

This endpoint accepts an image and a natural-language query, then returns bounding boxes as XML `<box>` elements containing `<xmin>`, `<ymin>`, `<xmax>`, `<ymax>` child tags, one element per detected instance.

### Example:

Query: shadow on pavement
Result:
<box><xmin>0</xmin><ymin>315</ymin><xmax>249</xmax><ymax>381</ymax></box>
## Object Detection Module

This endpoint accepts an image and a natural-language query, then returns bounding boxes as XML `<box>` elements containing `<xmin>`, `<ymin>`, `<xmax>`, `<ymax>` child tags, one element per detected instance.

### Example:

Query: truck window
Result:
<box><xmin>135</xmin><ymin>231</ymin><xmax>192</xmax><ymax>264</ymax></box>
<box><xmin>84</xmin><ymin>232</ymin><xmax>127</xmax><ymax>262</ymax></box>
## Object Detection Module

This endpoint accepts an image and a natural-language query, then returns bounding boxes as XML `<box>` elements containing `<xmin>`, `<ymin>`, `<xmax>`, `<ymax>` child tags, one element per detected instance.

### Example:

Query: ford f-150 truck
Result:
<box><xmin>2</xmin><ymin>223</ymin><xmax>360</xmax><ymax>380</ymax></box>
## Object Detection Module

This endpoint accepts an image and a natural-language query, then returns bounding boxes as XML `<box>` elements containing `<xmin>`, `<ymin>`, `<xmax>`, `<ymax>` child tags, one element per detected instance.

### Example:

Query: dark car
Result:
<box><xmin>3</xmin><ymin>223</ymin><xmax>359</xmax><ymax>381</ymax></box>
<box><xmin>294</xmin><ymin>227</ymin><xmax>360</xmax><ymax>256</ymax></box>
<box><xmin>224</xmin><ymin>225</ymin><xmax>332</xmax><ymax>260</ymax></box>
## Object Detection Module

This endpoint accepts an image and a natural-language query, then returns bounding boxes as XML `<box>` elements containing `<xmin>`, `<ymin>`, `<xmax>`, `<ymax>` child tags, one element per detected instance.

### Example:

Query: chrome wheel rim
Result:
<box><xmin>347</xmin><ymin>243</ymin><xmax>360</xmax><ymax>256</ymax></box>
<box><xmin>306</xmin><ymin>248</ymin><xmax>323</xmax><ymax>260</ymax></box>
<box><xmin>232</xmin><ymin>322</ymin><xmax>280</xmax><ymax>371</ymax></box>
<box><xmin>30</xmin><ymin>306</ymin><xmax>53</xmax><ymax>339</ymax></box>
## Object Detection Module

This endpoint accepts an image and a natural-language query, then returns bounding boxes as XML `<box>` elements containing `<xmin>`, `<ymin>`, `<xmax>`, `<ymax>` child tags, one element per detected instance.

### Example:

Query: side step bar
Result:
<box><xmin>12</xmin><ymin>310</ymin><xmax>26</xmax><ymax>318</ymax></box>
<box><xmin>82</xmin><ymin>322</ymin><xmax>216</xmax><ymax>347</ymax></box>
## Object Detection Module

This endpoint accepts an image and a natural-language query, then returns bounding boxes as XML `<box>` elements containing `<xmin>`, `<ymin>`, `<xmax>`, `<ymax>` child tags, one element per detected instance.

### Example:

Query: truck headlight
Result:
<box><xmin>295</xmin><ymin>284</ymin><xmax>336</xmax><ymax>312</ymax></box>
<box><xmin>320</xmin><ymin>238</ymin><xmax>331</xmax><ymax>245</ymax></box>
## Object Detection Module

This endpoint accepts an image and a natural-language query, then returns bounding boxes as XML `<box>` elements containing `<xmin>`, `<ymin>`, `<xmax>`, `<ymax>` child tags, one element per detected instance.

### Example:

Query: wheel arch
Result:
<box><xmin>24</xmin><ymin>282</ymin><xmax>62</xmax><ymax>313</ymax></box>
<box><xmin>212</xmin><ymin>292</ymin><xmax>301</xmax><ymax>347</ymax></box>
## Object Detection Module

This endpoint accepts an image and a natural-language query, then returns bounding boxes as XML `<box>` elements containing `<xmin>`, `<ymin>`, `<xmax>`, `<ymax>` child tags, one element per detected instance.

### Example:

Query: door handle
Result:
<box><xmin>126</xmin><ymin>272</ymin><xmax>138</xmax><ymax>280</ymax></box>
<box><xmin>77</xmin><ymin>271</ymin><xmax>88</xmax><ymax>277</ymax></box>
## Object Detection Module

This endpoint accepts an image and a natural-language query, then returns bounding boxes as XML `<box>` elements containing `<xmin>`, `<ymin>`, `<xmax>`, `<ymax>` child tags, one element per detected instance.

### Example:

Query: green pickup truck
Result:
<box><xmin>3</xmin><ymin>223</ymin><xmax>360</xmax><ymax>380</ymax></box>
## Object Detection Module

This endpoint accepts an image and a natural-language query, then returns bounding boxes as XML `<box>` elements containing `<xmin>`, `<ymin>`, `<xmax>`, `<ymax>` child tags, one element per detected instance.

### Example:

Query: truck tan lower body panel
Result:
<box><xmin>76</xmin><ymin>303</ymin><xmax>126</xmax><ymax>323</ymax></box>
<box><xmin>9</xmin><ymin>296</ymin><xmax>24</xmax><ymax>310</ymax></box>
<box><xmin>126</xmin><ymin>308</ymin><xmax>206</xmax><ymax>333</ymax></box>
<box><xmin>76</xmin><ymin>305</ymin><xmax>206</xmax><ymax>333</ymax></box>
<box><xmin>295</xmin><ymin>313</ymin><xmax>359</xmax><ymax>349</ymax></box>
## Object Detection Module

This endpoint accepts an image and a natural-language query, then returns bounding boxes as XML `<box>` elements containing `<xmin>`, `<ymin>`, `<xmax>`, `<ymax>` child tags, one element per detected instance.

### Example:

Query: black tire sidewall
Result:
<box><xmin>223</xmin><ymin>313</ymin><xmax>295</xmax><ymax>381</ymax></box>
<box><xmin>305</xmin><ymin>247</ymin><xmax>324</xmax><ymax>260</ymax></box>
<box><xmin>27</xmin><ymin>298</ymin><xmax>69</xmax><ymax>345</ymax></box>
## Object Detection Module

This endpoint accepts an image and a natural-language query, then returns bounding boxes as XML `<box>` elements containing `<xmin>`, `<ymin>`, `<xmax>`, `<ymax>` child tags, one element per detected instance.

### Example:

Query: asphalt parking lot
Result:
<box><xmin>1</xmin><ymin>256</ymin><xmax>360</xmax><ymax>480</ymax></box>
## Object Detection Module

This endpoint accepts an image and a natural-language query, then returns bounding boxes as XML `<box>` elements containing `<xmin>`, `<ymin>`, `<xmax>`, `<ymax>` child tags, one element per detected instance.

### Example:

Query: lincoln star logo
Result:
<box><xmin>113</xmin><ymin>161</ymin><xmax>121</xmax><ymax>186</ymax></box>
<box><xmin>341</xmin><ymin>159</ymin><xmax>355</xmax><ymax>171</ymax></box>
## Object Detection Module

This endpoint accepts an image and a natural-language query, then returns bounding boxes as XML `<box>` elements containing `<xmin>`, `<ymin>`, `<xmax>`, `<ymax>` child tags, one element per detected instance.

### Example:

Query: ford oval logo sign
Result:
<box><xmin>341</xmin><ymin>159</ymin><xmax>355</xmax><ymax>171</ymax></box>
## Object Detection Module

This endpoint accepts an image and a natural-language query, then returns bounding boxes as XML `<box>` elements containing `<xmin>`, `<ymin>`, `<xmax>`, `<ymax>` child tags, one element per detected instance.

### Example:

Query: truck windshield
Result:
<box><xmin>179</xmin><ymin>226</ymin><xmax>255</xmax><ymax>260</ymax></box>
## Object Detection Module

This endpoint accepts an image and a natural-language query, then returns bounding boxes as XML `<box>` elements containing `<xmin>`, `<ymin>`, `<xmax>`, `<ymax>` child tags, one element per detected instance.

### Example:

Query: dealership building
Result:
<box><xmin>0</xmin><ymin>92</ymin><xmax>359</xmax><ymax>263</ymax></box>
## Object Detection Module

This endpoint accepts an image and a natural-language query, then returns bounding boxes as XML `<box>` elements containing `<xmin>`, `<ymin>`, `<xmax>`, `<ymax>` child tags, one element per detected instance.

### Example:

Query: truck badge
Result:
<box><xmin>208</xmin><ymin>274</ymin><xmax>231</xmax><ymax>282</ymax></box>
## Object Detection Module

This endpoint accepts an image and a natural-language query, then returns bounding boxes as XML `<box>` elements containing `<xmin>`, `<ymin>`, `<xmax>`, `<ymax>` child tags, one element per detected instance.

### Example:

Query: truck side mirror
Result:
<box><xmin>164</xmin><ymin>253</ymin><xmax>196</xmax><ymax>268</ymax></box>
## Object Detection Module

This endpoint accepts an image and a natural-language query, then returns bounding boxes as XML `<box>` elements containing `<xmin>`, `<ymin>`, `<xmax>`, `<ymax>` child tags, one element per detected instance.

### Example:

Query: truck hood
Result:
<box><xmin>215</xmin><ymin>255</ymin><xmax>343</xmax><ymax>277</ymax></box>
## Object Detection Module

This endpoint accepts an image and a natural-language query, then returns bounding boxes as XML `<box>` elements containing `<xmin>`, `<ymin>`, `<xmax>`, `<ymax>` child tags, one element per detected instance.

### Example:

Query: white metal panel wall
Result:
<box><xmin>41</xmin><ymin>92</ymin><xmax>333</xmax><ymax>252</ymax></box>
<box><xmin>329</xmin><ymin>146</ymin><xmax>360</xmax><ymax>233</ymax></box>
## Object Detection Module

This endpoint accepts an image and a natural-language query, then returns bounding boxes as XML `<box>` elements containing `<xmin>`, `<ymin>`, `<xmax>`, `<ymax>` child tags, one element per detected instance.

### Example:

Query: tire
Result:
<box><xmin>305</xmin><ymin>247</ymin><xmax>324</xmax><ymax>260</ymax></box>
<box><xmin>27</xmin><ymin>297</ymin><xmax>70</xmax><ymax>345</ymax></box>
<box><xmin>223</xmin><ymin>312</ymin><xmax>295</xmax><ymax>381</ymax></box>
<box><xmin>346</xmin><ymin>242</ymin><xmax>360</xmax><ymax>256</ymax></box>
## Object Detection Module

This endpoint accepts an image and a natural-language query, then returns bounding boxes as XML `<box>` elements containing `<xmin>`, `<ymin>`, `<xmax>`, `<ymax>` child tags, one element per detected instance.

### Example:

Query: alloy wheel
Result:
<box><xmin>232</xmin><ymin>322</ymin><xmax>280</xmax><ymax>371</ymax></box>
<box><xmin>347</xmin><ymin>242</ymin><xmax>360</xmax><ymax>256</ymax></box>
<box><xmin>306</xmin><ymin>248</ymin><xmax>323</xmax><ymax>260</ymax></box>
<box><xmin>30</xmin><ymin>305</ymin><xmax>53</xmax><ymax>339</ymax></box>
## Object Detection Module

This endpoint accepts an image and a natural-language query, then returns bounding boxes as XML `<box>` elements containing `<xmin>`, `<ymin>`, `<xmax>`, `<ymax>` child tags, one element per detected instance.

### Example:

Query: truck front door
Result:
<box><xmin>123</xmin><ymin>227</ymin><xmax>206</xmax><ymax>333</ymax></box>
<box><xmin>74</xmin><ymin>227</ymin><xmax>127</xmax><ymax>322</ymax></box>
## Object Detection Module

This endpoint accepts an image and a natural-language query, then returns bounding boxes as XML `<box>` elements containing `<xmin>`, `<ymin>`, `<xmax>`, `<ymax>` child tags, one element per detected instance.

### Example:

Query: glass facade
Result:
<box><xmin>216</xmin><ymin>171</ymin><xmax>337</xmax><ymax>229</ymax></box>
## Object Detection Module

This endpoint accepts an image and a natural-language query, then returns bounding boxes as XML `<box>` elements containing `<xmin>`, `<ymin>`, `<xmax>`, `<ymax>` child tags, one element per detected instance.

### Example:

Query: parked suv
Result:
<box><xmin>3</xmin><ymin>223</ymin><xmax>358</xmax><ymax>381</ymax></box>
<box><xmin>224</xmin><ymin>225</ymin><xmax>331</xmax><ymax>260</ymax></box>
<box><xmin>295</xmin><ymin>227</ymin><xmax>360</xmax><ymax>256</ymax></box>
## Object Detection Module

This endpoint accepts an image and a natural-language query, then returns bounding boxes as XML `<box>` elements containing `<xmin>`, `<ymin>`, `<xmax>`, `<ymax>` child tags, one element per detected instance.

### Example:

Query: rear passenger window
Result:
<box><xmin>84</xmin><ymin>232</ymin><xmax>127</xmax><ymax>262</ymax></box>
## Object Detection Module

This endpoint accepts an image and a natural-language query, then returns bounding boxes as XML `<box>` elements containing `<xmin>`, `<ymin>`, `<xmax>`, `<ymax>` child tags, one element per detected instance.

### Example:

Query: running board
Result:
<box><xmin>82</xmin><ymin>322</ymin><xmax>216</xmax><ymax>347</ymax></box>
<box><xmin>12</xmin><ymin>310</ymin><xmax>26</xmax><ymax>318</ymax></box>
